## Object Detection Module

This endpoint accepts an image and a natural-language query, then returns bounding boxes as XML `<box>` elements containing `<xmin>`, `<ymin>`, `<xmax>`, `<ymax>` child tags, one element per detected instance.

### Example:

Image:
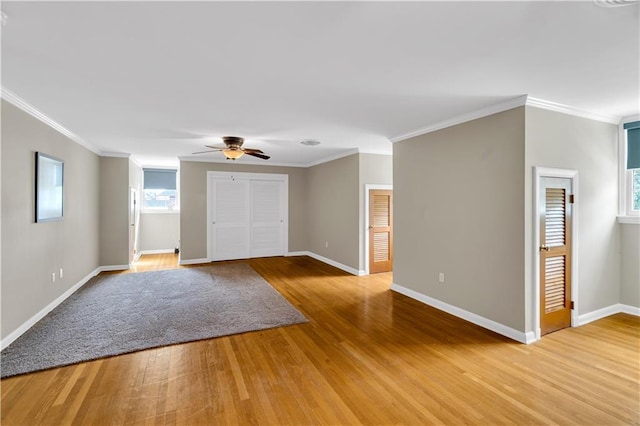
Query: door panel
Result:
<box><xmin>369</xmin><ymin>190</ymin><xmax>393</xmax><ymax>274</ymax></box>
<box><xmin>251</xmin><ymin>181</ymin><xmax>283</xmax><ymax>257</ymax></box>
<box><xmin>539</xmin><ymin>177</ymin><xmax>572</xmax><ymax>335</ymax></box>
<box><xmin>211</xmin><ymin>178</ymin><xmax>251</xmax><ymax>261</ymax></box>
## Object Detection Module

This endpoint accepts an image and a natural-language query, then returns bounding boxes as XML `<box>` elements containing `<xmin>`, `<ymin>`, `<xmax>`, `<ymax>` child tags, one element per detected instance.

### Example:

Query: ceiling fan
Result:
<box><xmin>192</xmin><ymin>136</ymin><xmax>270</xmax><ymax>160</ymax></box>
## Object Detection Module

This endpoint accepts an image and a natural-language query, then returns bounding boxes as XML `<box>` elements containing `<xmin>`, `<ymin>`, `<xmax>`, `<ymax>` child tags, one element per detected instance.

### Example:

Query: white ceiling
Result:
<box><xmin>1</xmin><ymin>1</ymin><xmax>638</xmax><ymax>167</ymax></box>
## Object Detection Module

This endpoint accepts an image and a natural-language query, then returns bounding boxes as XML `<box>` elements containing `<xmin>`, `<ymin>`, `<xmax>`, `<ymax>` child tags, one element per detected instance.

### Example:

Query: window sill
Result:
<box><xmin>617</xmin><ymin>216</ymin><xmax>640</xmax><ymax>225</ymax></box>
<box><xmin>141</xmin><ymin>210</ymin><xmax>180</xmax><ymax>215</ymax></box>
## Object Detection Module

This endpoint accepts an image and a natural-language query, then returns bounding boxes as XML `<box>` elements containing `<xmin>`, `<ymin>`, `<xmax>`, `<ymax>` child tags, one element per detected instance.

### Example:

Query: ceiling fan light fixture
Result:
<box><xmin>300</xmin><ymin>139</ymin><xmax>320</xmax><ymax>146</ymax></box>
<box><xmin>223</xmin><ymin>149</ymin><xmax>245</xmax><ymax>160</ymax></box>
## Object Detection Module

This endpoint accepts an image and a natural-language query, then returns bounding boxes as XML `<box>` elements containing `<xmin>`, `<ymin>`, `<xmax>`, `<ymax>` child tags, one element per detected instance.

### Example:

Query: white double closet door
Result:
<box><xmin>208</xmin><ymin>172</ymin><xmax>287</xmax><ymax>261</ymax></box>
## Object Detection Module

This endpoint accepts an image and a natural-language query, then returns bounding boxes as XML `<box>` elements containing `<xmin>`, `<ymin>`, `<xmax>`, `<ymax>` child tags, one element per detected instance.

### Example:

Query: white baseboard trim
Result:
<box><xmin>138</xmin><ymin>249</ymin><xmax>175</xmax><ymax>256</ymax></box>
<box><xmin>1</xmin><ymin>267</ymin><xmax>102</xmax><ymax>350</ymax></box>
<box><xmin>133</xmin><ymin>252</ymin><xmax>142</xmax><ymax>263</ymax></box>
<box><xmin>178</xmin><ymin>257</ymin><xmax>210</xmax><ymax>266</ymax></box>
<box><xmin>390</xmin><ymin>282</ymin><xmax>532</xmax><ymax>344</ymax></box>
<box><xmin>577</xmin><ymin>303</ymin><xmax>640</xmax><ymax>326</ymax></box>
<box><xmin>100</xmin><ymin>264</ymin><xmax>130</xmax><ymax>272</ymax></box>
<box><xmin>287</xmin><ymin>251</ymin><xmax>365</xmax><ymax>276</ymax></box>
<box><xmin>620</xmin><ymin>304</ymin><xmax>640</xmax><ymax>316</ymax></box>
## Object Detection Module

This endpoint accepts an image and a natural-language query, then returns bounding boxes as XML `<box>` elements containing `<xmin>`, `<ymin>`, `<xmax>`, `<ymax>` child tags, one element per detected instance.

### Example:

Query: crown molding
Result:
<box><xmin>129</xmin><ymin>156</ymin><xmax>143</xmax><ymax>168</ymax></box>
<box><xmin>526</xmin><ymin>97</ymin><xmax>620</xmax><ymax>124</ymax></box>
<box><xmin>390</xmin><ymin>95</ymin><xmax>528</xmax><ymax>143</ymax></box>
<box><xmin>620</xmin><ymin>114</ymin><xmax>640</xmax><ymax>124</ymax></box>
<box><xmin>391</xmin><ymin>94</ymin><xmax>623</xmax><ymax>144</ymax></box>
<box><xmin>100</xmin><ymin>152</ymin><xmax>131</xmax><ymax>158</ymax></box>
<box><xmin>1</xmin><ymin>87</ymin><xmax>102</xmax><ymax>155</ymax></box>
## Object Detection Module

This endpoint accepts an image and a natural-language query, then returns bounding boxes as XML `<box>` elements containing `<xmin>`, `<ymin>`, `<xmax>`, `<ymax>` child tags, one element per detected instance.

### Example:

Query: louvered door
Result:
<box><xmin>369</xmin><ymin>190</ymin><xmax>393</xmax><ymax>274</ymax></box>
<box><xmin>539</xmin><ymin>178</ymin><xmax>572</xmax><ymax>335</ymax></box>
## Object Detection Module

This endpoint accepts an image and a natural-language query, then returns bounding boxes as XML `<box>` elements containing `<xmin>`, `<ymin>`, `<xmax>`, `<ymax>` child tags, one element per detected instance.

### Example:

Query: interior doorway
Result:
<box><xmin>129</xmin><ymin>187</ymin><xmax>138</xmax><ymax>264</ymax></box>
<box><xmin>534</xmin><ymin>167</ymin><xmax>578</xmax><ymax>338</ymax></box>
<box><xmin>366</xmin><ymin>186</ymin><xmax>393</xmax><ymax>274</ymax></box>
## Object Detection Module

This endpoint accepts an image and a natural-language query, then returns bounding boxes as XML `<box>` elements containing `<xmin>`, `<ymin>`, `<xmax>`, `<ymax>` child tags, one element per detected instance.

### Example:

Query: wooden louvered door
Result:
<box><xmin>539</xmin><ymin>177</ymin><xmax>573</xmax><ymax>335</ymax></box>
<box><xmin>369</xmin><ymin>190</ymin><xmax>393</xmax><ymax>274</ymax></box>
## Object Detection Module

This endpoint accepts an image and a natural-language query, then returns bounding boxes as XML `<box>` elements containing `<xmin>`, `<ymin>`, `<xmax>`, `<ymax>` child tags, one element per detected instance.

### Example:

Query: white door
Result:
<box><xmin>209</xmin><ymin>173</ymin><xmax>287</xmax><ymax>261</ymax></box>
<box><xmin>211</xmin><ymin>178</ymin><xmax>251</xmax><ymax>261</ymax></box>
<box><xmin>251</xmin><ymin>180</ymin><xmax>284</xmax><ymax>257</ymax></box>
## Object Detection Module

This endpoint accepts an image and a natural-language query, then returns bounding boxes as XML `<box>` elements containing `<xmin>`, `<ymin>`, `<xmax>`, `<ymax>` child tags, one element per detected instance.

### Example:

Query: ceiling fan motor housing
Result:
<box><xmin>223</xmin><ymin>136</ymin><xmax>244</xmax><ymax>149</ymax></box>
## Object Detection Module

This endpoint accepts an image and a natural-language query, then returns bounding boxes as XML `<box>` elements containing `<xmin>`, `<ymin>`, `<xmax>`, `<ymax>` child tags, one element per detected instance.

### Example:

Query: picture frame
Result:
<box><xmin>35</xmin><ymin>152</ymin><xmax>64</xmax><ymax>222</ymax></box>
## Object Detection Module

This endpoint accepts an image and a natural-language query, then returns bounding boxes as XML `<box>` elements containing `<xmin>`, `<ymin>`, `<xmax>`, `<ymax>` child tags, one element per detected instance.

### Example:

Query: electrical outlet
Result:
<box><xmin>51</xmin><ymin>272</ymin><xmax>56</xmax><ymax>283</ymax></box>
<box><xmin>59</xmin><ymin>268</ymin><xmax>63</xmax><ymax>279</ymax></box>
<box><xmin>325</xmin><ymin>241</ymin><xmax>328</xmax><ymax>248</ymax></box>
<box><xmin>438</xmin><ymin>272</ymin><xmax>445</xmax><ymax>283</ymax></box>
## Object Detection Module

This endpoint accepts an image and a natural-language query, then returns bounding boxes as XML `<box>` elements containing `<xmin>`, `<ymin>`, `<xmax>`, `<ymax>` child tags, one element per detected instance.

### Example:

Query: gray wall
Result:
<box><xmin>307</xmin><ymin>154</ymin><xmax>361</xmax><ymax>270</ymax></box>
<box><xmin>1</xmin><ymin>100</ymin><xmax>100</xmax><ymax>339</ymax></box>
<box><xmin>99</xmin><ymin>157</ymin><xmax>129</xmax><ymax>267</ymax></box>
<box><xmin>358</xmin><ymin>153</ymin><xmax>393</xmax><ymax>271</ymax></box>
<box><xmin>394</xmin><ymin>107</ymin><xmax>526</xmax><ymax>331</ymax></box>
<box><xmin>620</xmin><ymin>224</ymin><xmax>640</xmax><ymax>308</ymax></box>
<box><xmin>179</xmin><ymin>160</ymin><xmax>308</xmax><ymax>261</ymax></box>
<box><xmin>524</xmin><ymin>106</ymin><xmax>620</xmax><ymax>328</ymax></box>
<box><xmin>139</xmin><ymin>213</ymin><xmax>180</xmax><ymax>252</ymax></box>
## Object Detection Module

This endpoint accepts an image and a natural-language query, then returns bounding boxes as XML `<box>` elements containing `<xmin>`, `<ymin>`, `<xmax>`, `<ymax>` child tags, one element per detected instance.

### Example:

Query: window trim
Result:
<box><xmin>618</xmin><ymin>116</ymin><xmax>640</xmax><ymax>224</ymax></box>
<box><xmin>141</xmin><ymin>167</ymin><xmax>180</xmax><ymax>212</ymax></box>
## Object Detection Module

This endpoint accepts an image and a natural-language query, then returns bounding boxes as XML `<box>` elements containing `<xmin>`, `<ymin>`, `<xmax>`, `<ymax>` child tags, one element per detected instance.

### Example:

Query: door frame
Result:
<box><xmin>533</xmin><ymin>167</ymin><xmax>579</xmax><ymax>340</ymax></box>
<box><xmin>128</xmin><ymin>187</ymin><xmax>138</xmax><ymax>266</ymax></box>
<box><xmin>206</xmin><ymin>171</ymin><xmax>289</xmax><ymax>262</ymax></box>
<box><xmin>364</xmin><ymin>184</ymin><xmax>393</xmax><ymax>275</ymax></box>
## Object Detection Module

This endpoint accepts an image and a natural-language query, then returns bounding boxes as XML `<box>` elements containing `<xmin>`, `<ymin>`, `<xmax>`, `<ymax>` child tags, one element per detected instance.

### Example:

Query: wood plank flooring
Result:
<box><xmin>2</xmin><ymin>254</ymin><xmax>639</xmax><ymax>425</ymax></box>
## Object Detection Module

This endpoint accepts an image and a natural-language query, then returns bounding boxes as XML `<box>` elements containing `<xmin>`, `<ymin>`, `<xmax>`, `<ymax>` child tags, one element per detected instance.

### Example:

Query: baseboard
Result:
<box><xmin>138</xmin><ymin>249</ymin><xmax>175</xmax><ymax>256</ymax></box>
<box><xmin>178</xmin><ymin>257</ymin><xmax>210</xmax><ymax>266</ymax></box>
<box><xmin>100</xmin><ymin>264</ymin><xmax>130</xmax><ymax>272</ymax></box>
<box><xmin>288</xmin><ymin>251</ymin><xmax>364</xmax><ymax>276</ymax></box>
<box><xmin>1</xmin><ymin>267</ymin><xmax>101</xmax><ymax>350</ymax></box>
<box><xmin>620</xmin><ymin>304</ymin><xmax>640</xmax><ymax>316</ymax></box>
<box><xmin>390</xmin><ymin>282</ymin><xmax>531</xmax><ymax>344</ymax></box>
<box><xmin>133</xmin><ymin>251</ymin><xmax>142</xmax><ymax>263</ymax></box>
<box><xmin>577</xmin><ymin>303</ymin><xmax>640</xmax><ymax>326</ymax></box>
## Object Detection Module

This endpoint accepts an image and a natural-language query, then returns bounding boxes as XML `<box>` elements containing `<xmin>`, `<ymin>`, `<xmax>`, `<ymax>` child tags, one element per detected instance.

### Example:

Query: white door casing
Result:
<box><xmin>533</xmin><ymin>167</ymin><xmax>578</xmax><ymax>340</ymax></box>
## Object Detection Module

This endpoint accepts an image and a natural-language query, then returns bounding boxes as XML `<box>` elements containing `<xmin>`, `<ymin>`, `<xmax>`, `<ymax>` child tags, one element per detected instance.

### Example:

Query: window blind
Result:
<box><xmin>624</xmin><ymin>121</ymin><xmax>640</xmax><ymax>170</ymax></box>
<box><xmin>143</xmin><ymin>169</ymin><xmax>177</xmax><ymax>190</ymax></box>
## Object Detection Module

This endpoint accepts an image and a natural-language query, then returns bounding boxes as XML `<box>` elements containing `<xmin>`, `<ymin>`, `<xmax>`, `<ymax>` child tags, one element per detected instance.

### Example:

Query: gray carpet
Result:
<box><xmin>0</xmin><ymin>263</ymin><xmax>307</xmax><ymax>378</ymax></box>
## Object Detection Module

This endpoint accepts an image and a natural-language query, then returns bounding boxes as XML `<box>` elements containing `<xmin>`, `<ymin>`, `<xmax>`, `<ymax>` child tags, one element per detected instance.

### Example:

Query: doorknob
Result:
<box><xmin>368</xmin><ymin>225</ymin><xmax>373</xmax><ymax>229</ymax></box>
<box><xmin>539</xmin><ymin>245</ymin><xmax>550</xmax><ymax>252</ymax></box>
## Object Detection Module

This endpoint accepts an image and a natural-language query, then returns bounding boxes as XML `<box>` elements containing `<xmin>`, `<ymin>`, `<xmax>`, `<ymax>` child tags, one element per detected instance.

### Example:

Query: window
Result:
<box><xmin>143</xmin><ymin>168</ymin><xmax>178</xmax><ymax>211</ymax></box>
<box><xmin>623</xmin><ymin>120</ymin><xmax>640</xmax><ymax>217</ymax></box>
<box><xmin>631</xmin><ymin>169</ymin><xmax>640</xmax><ymax>211</ymax></box>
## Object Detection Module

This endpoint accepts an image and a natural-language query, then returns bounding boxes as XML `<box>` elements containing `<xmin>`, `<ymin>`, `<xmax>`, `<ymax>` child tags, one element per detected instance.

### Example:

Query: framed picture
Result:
<box><xmin>35</xmin><ymin>152</ymin><xmax>64</xmax><ymax>222</ymax></box>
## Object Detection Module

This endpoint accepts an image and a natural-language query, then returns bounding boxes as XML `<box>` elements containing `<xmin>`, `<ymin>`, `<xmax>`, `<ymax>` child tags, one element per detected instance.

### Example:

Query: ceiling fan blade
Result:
<box><xmin>205</xmin><ymin>145</ymin><xmax>227</xmax><ymax>149</ymax></box>
<box><xmin>192</xmin><ymin>149</ymin><xmax>223</xmax><ymax>154</ymax></box>
<box><xmin>242</xmin><ymin>148</ymin><xmax>264</xmax><ymax>154</ymax></box>
<box><xmin>245</xmin><ymin>151</ymin><xmax>270</xmax><ymax>160</ymax></box>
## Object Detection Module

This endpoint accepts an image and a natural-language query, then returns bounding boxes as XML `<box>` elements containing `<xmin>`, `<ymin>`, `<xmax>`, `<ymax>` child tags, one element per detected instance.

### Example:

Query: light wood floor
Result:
<box><xmin>2</xmin><ymin>254</ymin><xmax>639</xmax><ymax>425</ymax></box>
